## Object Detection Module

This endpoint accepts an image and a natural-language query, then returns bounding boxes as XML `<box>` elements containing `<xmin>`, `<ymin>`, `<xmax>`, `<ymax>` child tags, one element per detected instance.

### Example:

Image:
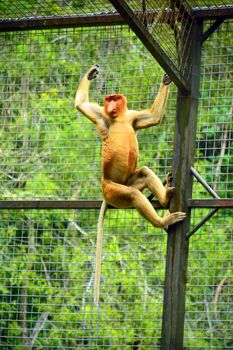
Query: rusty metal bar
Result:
<box><xmin>0</xmin><ymin>13</ymin><xmax>124</xmax><ymax>32</ymax></box>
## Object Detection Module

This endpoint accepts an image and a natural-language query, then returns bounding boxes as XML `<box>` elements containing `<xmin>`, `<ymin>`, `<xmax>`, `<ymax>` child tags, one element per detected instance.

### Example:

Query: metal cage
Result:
<box><xmin>0</xmin><ymin>1</ymin><xmax>232</xmax><ymax>349</ymax></box>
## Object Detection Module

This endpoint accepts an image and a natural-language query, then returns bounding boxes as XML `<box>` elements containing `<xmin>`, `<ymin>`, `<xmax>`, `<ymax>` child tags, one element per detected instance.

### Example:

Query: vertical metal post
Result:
<box><xmin>161</xmin><ymin>19</ymin><xmax>203</xmax><ymax>350</ymax></box>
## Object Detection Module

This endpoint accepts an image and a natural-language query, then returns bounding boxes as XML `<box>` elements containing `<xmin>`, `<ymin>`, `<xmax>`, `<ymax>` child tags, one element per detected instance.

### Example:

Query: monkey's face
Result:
<box><xmin>104</xmin><ymin>94</ymin><xmax>127</xmax><ymax>118</ymax></box>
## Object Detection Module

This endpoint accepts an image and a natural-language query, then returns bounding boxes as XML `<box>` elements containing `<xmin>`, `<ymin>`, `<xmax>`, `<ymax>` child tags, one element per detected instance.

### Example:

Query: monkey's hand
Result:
<box><xmin>87</xmin><ymin>64</ymin><xmax>100</xmax><ymax>80</ymax></box>
<box><xmin>163</xmin><ymin>73</ymin><xmax>172</xmax><ymax>85</ymax></box>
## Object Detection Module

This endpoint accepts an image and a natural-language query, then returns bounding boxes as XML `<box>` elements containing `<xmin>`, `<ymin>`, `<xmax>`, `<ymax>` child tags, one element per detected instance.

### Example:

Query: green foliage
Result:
<box><xmin>0</xmin><ymin>15</ymin><xmax>232</xmax><ymax>350</ymax></box>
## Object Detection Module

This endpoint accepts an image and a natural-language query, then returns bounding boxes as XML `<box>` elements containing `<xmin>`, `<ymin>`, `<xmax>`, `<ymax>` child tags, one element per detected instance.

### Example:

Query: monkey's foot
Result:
<box><xmin>163</xmin><ymin>74</ymin><xmax>172</xmax><ymax>85</ymax></box>
<box><xmin>166</xmin><ymin>186</ymin><xmax>176</xmax><ymax>198</ymax></box>
<box><xmin>164</xmin><ymin>172</ymin><xmax>175</xmax><ymax>206</ymax></box>
<box><xmin>87</xmin><ymin>64</ymin><xmax>100</xmax><ymax>80</ymax></box>
<box><xmin>161</xmin><ymin>212</ymin><xmax>186</xmax><ymax>227</ymax></box>
<box><xmin>165</xmin><ymin>172</ymin><xmax>173</xmax><ymax>187</ymax></box>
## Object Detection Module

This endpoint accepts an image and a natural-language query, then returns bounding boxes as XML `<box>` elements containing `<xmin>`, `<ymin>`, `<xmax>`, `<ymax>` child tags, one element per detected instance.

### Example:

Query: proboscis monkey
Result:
<box><xmin>75</xmin><ymin>64</ymin><xmax>186</xmax><ymax>304</ymax></box>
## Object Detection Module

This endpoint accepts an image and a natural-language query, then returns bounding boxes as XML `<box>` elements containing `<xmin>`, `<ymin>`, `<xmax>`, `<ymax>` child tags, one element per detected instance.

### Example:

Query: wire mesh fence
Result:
<box><xmin>0</xmin><ymin>0</ymin><xmax>231</xmax><ymax>22</ymax></box>
<box><xmin>0</xmin><ymin>208</ymin><xmax>167</xmax><ymax>349</ymax></box>
<box><xmin>194</xmin><ymin>19</ymin><xmax>233</xmax><ymax>199</ymax></box>
<box><xmin>0</xmin><ymin>3</ymin><xmax>232</xmax><ymax>350</ymax></box>
<box><xmin>185</xmin><ymin>209</ymin><xmax>233</xmax><ymax>349</ymax></box>
<box><xmin>0</xmin><ymin>1</ymin><xmax>116</xmax><ymax>20</ymax></box>
<box><xmin>190</xmin><ymin>0</ymin><xmax>232</xmax><ymax>8</ymax></box>
<box><xmin>0</xmin><ymin>25</ymin><xmax>176</xmax><ymax>200</ymax></box>
<box><xmin>185</xmin><ymin>18</ymin><xmax>233</xmax><ymax>350</ymax></box>
<box><xmin>111</xmin><ymin>0</ymin><xmax>195</xmax><ymax>80</ymax></box>
<box><xmin>0</xmin><ymin>24</ymin><xmax>175</xmax><ymax>348</ymax></box>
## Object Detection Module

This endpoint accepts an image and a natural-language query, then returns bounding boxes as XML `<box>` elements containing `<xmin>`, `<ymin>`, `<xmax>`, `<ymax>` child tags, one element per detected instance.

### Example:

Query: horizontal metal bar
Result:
<box><xmin>0</xmin><ymin>10</ymin><xmax>181</xmax><ymax>32</ymax></box>
<box><xmin>0</xmin><ymin>11</ymin><xmax>187</xmax><ymax>32</ymax></box>
<box><xmin>0</xmin><ymin>199</ymin><xmax>232</xmax><ymax>210</ymax></box>
<box><xmin>0</xmin><ymin>200</ymin><xmax>162</xmax><ymax>210</ymax></box>
<box><xmin>0</xmin><ymin>13</ymin><xmax>124</xmax><ymax>32</ymax></box>
<box><xmin>0</xmin><ymin>6</ymin><xmax>232</xmax><ymax>33</ymax></box>
<box><xmin>193</xmin><ymin>6</ymin><xmax>233</xmax><ymax>19</ymax></box>
<box><xmin>188</xmin><ymin>199</ymin><xmax>233</xmax><ymax>208</ymax></box>
<box><xmin>0</xmin><ymin>200</ymin><xmax>103</xmax><ymax>209</ymax></box>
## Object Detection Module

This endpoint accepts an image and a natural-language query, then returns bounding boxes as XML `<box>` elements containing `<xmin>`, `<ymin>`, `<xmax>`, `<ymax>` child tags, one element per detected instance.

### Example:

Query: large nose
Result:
<box><xmin>108</xmin><ymin>100</ymin><xmax>117</xmax><ymax>113</ymax></box>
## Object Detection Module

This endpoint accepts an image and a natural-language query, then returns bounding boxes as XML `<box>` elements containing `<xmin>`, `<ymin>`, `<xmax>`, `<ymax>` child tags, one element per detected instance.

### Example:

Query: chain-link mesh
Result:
<box><xmin>0</xmin><ymin>208</ymin><xmax>167</xmax><ymax>349</ymax></box>
<box><xmin>0</xmin><ymin>3</ymin><xmax>232</xmax><ymax>350</ymax></box>
<box><xmin>185</xmin><ymin>18</ymin><xmax>233</xmax><ymax>349</ymax></box>
<box><xmin>0</xmin><ymin>26</ymin><xmax>176</xmax><ymax>200</ymax></box>
<box><xmin>185</xmin><ymin>209</ymin><xmax>233</xmax><ymax>349</ymax></box>
<box><xmin>0</xmin><ymin>24</ymin><xmax>175</xmax><ymax>348</ymax></box>
<box><xmin>190</xmin><ymin>0</ymin><xmax>232</xmax><ymax>8</ymax></box>
<box><xmin>0</xmin><ymin>0</ymin><xmax>231</xmax><ymax>21</ymax></box>
<box><xmin>109</xmin><ymin>0</ymin><xmax>195</xmax><ymax>81</ymax></box>
<box><xmin>0</xmin><ymin>1</ymin><xmax>116</xmax><ymax>20</ymax></box>
<box><xmin>194</xmin><ymin>19</ymin><xmax>233</xmax><ymax>199</ymax></box>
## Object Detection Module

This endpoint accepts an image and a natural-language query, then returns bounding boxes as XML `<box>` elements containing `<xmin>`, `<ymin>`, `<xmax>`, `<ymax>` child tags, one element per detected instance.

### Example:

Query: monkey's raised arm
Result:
<box><xmin>132</xmin><ymin>74</ymin><xmax>171</xmax><ymax>130</ymax></box>
<box><xmin>75</xmin><ymin>64</ymin><xmax>106</xmax><ymax>125</ymax></box>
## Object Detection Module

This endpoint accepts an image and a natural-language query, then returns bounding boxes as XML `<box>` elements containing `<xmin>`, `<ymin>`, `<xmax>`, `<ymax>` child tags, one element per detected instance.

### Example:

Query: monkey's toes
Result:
<box><xmin>167</xmin><ymin>187</ymin><xmax>176</xmax><ymax>195</ymax></box>
<box><xmin>166</xmin><ymin>172</ymin><xmax>173</xmax><ymax>187</ymax></box>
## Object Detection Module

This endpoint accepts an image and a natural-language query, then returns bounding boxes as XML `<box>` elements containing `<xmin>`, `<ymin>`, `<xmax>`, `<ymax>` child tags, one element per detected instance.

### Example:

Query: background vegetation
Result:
<box><xmin>0</xmin><ymin>2</ymin><xmax>232</xmax><ymax>349</ymax></box>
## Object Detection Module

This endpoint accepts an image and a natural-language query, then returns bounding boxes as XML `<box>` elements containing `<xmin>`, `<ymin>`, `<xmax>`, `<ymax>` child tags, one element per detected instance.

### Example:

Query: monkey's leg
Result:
<box><xmin>127</xmin><ymin>167</ymin><xmax>174</xmax><ymax>207</ymax></box>
<box><xmin>103</xmin><ymin>180</ymin><xmax>185</xmax><ymax>228</ymax></box>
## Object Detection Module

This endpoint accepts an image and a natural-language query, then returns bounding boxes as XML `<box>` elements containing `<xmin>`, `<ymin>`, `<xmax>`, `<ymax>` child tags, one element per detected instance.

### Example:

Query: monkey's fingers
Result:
<box><xmin>163</xmin><ymin>73</ymin><xmax>172</xmax><ymax>85</ymax></box>
<box><xmin>88</xmin><ymin>64</ymin><xmax>100</xmax><ymax>80</ymax></box>
<box><xmin>163</xmin><ymin>212</ymin><xmax>186</xmax><ymax>226</ymax></box>
<box><xmin>170</xmin><ymin>212</ymin><xmax>186</xmax><ymax>223</ymax></box>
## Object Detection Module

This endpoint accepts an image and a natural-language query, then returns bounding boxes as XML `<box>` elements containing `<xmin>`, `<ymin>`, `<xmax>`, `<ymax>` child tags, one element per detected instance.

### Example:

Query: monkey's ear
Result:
<box><xmin>87</xmin><ymin>64</ymin><xmax>100</xmax><ymax>80</ymax></box>
<box><xmin>163</xmin><ymin>74</ymin><xmax>172</xmax><ymax>85</ymax></box>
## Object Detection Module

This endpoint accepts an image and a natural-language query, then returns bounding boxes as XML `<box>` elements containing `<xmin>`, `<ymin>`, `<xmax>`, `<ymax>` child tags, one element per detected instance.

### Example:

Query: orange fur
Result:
<box><xmin>75</xmin><ymin>65</ymin><xmax>186</xmax><ymax>304</ymax></box>
<box><xmin>104</xmin><ymin>94</ymin><xmax>127</xmax><ymax>118</ymax></box>
<box><xmin>75</xmin><ymin>64</ymin><xmax>186</xmax><ymax>228</ymax></box>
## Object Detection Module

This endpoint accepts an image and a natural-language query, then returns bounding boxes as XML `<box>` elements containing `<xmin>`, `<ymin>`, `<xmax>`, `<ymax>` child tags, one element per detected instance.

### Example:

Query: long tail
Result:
<box><xmin>94</xmin><ymin>200</ymin><xmax>108</xmax><ymax>305</ymax></box>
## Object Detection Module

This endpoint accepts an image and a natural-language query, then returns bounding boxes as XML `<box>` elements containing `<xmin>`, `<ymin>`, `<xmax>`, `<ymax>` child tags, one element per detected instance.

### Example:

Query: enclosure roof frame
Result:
<box><xmin>1</xmin><ymin>4</ymin><xmax>232</xmax><ymax>93</ymax></box>
<box><xmin>0</xmin><ymin>6</ymin><xmax>233</xmax><ymax>32</ymax></box>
